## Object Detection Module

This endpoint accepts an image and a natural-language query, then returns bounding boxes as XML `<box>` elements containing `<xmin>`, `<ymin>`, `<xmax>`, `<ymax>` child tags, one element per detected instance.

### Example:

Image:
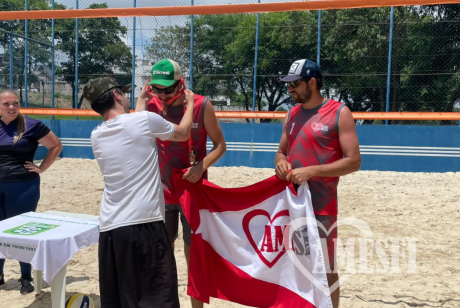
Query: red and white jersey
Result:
<box><xmin>286</xmin><ymin>99</ymin><xmax>345</xmax><ymax>215</ymax></box>
<box><xmin>148</xmin><ymin>94</ymin><xmax>208</xmax><ymax>204</ymax></box>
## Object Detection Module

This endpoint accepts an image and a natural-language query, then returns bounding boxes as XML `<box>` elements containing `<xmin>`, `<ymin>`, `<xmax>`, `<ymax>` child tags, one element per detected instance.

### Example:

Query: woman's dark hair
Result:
<box><xmin>91</xmin><ymin>87</ymin><xmax>124</xmax><ymax>115</ymax></box>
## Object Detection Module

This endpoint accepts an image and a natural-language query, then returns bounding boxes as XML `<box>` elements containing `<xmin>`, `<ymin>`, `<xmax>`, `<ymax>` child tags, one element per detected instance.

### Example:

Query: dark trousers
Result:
<box><xmin>0</xmin><ymin>177</ymin><xmax>40</xmax><ymax>278</ymax></box>
<box><xmin>99</xmin><ymin>221</ymin><xmax>180</xmax><ymax>308</ymax></box>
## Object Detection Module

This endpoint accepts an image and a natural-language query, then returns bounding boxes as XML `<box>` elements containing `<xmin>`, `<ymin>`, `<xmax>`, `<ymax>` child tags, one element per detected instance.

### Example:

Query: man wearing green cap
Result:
<box><xmin>84</xmin><ymin>76</ymin><xmax>196</xmax><ymax>308</ymax></box>
<box><xmin>136</xmin><ymin>59</ymin><xmax>226</xmax><ymax>308</ymax></box>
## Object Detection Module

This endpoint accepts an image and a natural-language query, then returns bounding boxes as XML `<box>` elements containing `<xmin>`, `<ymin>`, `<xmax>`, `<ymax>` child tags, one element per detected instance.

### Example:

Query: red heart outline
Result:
<box><xmin>242</xmin><ymin>209</ymin><xmax>290</xmax><ymax>268</ymax></box>
<box><xmin>311</xmin><ymin>122</ymin><xmax>323</xmax><ymax>132</ymax></box>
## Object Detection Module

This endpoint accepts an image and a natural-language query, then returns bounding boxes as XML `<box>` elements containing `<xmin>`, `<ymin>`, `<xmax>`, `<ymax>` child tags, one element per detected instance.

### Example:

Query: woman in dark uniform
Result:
<box><xmin>0</xmin><ymin>89</ymin><xmax>62</xmax><ymax>294</ymax></box>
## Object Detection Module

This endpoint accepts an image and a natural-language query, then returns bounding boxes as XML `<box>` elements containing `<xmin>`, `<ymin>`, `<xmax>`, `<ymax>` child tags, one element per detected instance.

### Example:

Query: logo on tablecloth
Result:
<box><xmin>3</xmin><ymin>222</ymin><xmax>60</xmax><ymax>236</ymax></box>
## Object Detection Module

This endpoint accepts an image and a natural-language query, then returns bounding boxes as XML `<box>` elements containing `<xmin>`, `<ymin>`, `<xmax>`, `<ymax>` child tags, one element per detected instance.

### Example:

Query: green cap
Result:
<box><xmin>148</xmin><ymin>59</ymin><xmax>182</xmax><ymax>87</ymax></box>
<box><xmin>82</xmin><ymin>77</ymin><xmax>131</xmax><ymax>104</ymax></box>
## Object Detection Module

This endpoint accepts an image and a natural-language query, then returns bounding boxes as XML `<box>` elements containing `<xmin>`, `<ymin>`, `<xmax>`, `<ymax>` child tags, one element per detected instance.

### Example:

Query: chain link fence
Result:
<box><xmin>0</xmin><ymin>1</ymin><xmax>459</xmax><ymax>124</ymax></box>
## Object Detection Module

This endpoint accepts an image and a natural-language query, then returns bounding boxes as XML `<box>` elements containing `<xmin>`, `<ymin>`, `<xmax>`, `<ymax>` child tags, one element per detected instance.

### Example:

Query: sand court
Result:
<box><xmin>0</xmin><ymin>158</ymin><xmax>459</xmax><ymax>308</ymax></box>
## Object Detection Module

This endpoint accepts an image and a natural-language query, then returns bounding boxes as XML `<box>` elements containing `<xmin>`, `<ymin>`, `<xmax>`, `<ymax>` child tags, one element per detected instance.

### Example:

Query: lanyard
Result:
<box><xmin>183</xmin><ymin>103</ymin><xmax>196</xmax><ymax>166</ymax></box>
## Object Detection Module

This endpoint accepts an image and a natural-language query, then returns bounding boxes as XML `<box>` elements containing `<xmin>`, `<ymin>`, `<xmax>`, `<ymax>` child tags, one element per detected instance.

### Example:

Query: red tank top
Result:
<box><xmin>148</xmin><ymin>95</ymin><xmax>208</xmax><ymax>204</ymax></box>
<box><xmin>286</xmin><ymin>99</ymin><xmax>344</xmax><ymax>215</ymax></box>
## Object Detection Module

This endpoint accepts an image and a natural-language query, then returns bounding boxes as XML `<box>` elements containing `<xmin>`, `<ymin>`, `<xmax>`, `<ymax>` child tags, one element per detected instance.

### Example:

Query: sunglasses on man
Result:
<box><xmin>150</xmin><ymin>81</ymin><xmax>180</xmax><ymax>95</ymax></box>
<box><xmin>288</xmin><ymin>78</ymin><xmax>312</xmax><ymax>88</ymax></box>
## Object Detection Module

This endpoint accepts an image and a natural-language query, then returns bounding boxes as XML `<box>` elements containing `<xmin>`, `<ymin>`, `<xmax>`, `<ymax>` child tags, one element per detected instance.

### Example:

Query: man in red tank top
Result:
<box><xmin>275</xmin><ymin>59</ymin><xmax>361</xmax><ymax>308</ymax></box>
<box><xmin>136</xmin><ymin>59</ymin><xmax>226</xmax><ymax>308</ymax></box>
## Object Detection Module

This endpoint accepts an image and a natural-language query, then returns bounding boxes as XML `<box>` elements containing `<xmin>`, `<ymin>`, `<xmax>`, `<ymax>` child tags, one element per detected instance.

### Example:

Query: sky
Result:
<box><xmin>20</xmin><ymin>0</ymin><xmax>311</xmax><ymax>60</ymax></box>
<box><xmin>8</xmin><ymin>0</ymin><xmax>308</xmax><ymax>78</ymax></box>
<box><xmin>53</xmin><ymin>0</ymin><xmax>210</xmax><ymax>60</ymax></box>
<box><xmin>55</xmin><ymin>0</ymin><xmax>302</xmax><ymax>9</ymax></box>
<box><xmin>2</xmin><ymin>0</ymin><xmax>276</xmax><ymax>69</ymax></box>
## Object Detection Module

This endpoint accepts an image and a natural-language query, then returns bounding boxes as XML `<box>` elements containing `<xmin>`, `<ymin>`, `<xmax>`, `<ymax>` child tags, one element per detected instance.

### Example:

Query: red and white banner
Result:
<box><xmin>173</xmin><ymin>171</ymin><xmax>333</xmax><ymax>308</ymax></box>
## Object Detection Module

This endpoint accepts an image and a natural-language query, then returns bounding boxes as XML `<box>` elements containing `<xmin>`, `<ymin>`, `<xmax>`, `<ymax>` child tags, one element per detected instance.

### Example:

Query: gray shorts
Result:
<box><xmin>164</xmin><ymin>204</ymin><xmax>192</xmax><ymax>246</ymax></box>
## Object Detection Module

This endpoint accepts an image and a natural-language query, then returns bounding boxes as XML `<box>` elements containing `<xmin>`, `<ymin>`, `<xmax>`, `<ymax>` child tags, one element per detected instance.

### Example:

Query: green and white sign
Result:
<box><xmin>3</xmin><ymin>222</ymin><xmax>60</xmax><ymax>236</ymax></box>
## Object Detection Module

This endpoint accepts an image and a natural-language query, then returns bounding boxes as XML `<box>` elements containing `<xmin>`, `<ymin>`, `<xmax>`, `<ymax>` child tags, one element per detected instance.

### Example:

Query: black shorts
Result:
<box><xmin>165</xmin><ymin>203</ymin><xmax>192</xmax><ymax>246</ymax></box>
<box><xmin>98</xmin><ymin>221</ymin><xmax>179</xmax><ymax>308</ymax></box>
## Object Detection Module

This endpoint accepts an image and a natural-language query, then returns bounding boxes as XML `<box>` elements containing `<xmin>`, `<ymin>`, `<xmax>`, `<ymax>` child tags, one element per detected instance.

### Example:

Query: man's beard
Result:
<box><xmin>293</xmin><ymin>90</ymin><xmax>312</xmax><ymax>104</ymax></box>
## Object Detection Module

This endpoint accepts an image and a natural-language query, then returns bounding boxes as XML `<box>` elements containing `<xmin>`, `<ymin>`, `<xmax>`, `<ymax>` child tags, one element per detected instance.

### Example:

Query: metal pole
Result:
<box><xmin>74</xmin><ymin>0</ymin><xmax>79</xmax><ymax>119</ymax></box>
<box><xmin>317</xmin><ymin>10</ymin><xmax>322</xmax><ymax>65</ymax></box>
<box><xmin>24</xmin><ymin>0</ymin><xmax>28</xmax><ymax>107</ymax></box>
<box><xmin>1</xmin><ymin>31</ymin><xmax>52</xmax><ymax>46</ymax></box>
<box><xmin>52</xmin><ymin>0</ymin><xmax>55</xmax><ymax>117</ymax></box>
<box><xmin>385</xmin><ymin>6</ymin><xmax>394</xmax><ymax>126</ymax></box>
<box><xmin>189</xmin><ymin>0</ymin><xmax>194</xmax><ymax>90</ymax></box>
<box><xmin>251</xmin><ymin>1</ymin><xmax>261</xmax><ymax>123</ymax></box>
<box><xmin>9</xmin><ymin>34</ymin><xmax>13</xmax><ymax>90</ymax></box>
<box><xmin>131</xmin><ymin>0</ymin><xmax>136</xmax><ymax>109</ymax></box>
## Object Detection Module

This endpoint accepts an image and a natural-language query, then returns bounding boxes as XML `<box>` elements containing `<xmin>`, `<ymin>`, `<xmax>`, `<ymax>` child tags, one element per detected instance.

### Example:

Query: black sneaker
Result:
<box><xmin>19</xmin><ymin>277</ymin><xmax>34</xmax><ymax>295</ymax></box>
<box><xmin>0</xmin><ymin>274</ymin><xmax>4</xmax><ymax>288</ymax></box>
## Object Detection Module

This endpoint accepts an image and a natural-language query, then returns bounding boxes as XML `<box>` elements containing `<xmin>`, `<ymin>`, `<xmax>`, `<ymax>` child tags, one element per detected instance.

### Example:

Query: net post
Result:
<box><xmin>52</xmin><ymin>0</ymin><xmax>55</xmax><ymax>119</ymax></box>
<box><xmin>25</xmin><ymin>0</ymin><xmax>29</xmax><ymax>107</ymax></box>
<box><xmin>385</xmin><ymin>6</ymin><xmax>395</xmax><ymax>125</ymax></box>
<box><xmin>190</xmin><ymin>0</ymin><xmax>195</xmax><ymax>90</ymax></box>
<box><xmin>131</xmin><ymin>0</ymin><xmax>137</xmax><ymax>109</ymax></box>
<box><xmin>317</xmin><ymin>10</ymin><xmax>322</xmax><ymax>66</ymax></box>
<box><xmin>9</xmin><ymin>34</ymin><xmax>13</xmax><ymax>90</ymax></box>
<box><xmin>74</xmin><ymin>0</ymin><xmax>79</xmax><ymax>120</ymax></box>
<box><xmin>251</xmin><ymin>0</ymin><xmax>261</xmax><ymax>124</ymax></box>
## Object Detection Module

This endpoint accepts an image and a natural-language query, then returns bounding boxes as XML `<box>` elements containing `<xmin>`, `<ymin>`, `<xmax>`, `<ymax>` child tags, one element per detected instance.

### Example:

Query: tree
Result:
<box><xmin>145</xmin><ymin>23</ymin><xmax>190</xmax><ymax>71</ymax></box>
<box><xmin>146</xmin><ymin>12</ymin><xmax>318</xmax><ymax>118</ymax></box>
<box><xmin>0</xmin><ymin>0</ymin><xmax>26</xmax><ymax>42</ymax></box>
<box><xmin>320</xmin><ymin>7</ymin><xmax>416</xmax><ymax>117</ymax></box>
<box><xmin>55</xmin><ymin>3</ymin><xmax>133</xmax><ymax>107</ymax></box>
<box><xmin>145</xmin><ymin>6</ymin><xmax>459</xmax><ymax>125</ymax></box>
<box><xmin>397</xmin><ymin>5</ymin><xmax>460</xmax><ymax>124</ymax></box>
<box><xmin>0</xmin><ymin>0</ymin><xmax>54</xmax><ymax>103</ymax></box>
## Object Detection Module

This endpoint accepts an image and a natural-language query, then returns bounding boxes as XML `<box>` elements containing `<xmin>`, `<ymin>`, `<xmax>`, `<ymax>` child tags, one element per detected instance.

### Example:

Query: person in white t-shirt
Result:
<box><xmin>83</xmin><ymin>77</ymin><xmax>195</xmax><ymax>308</ymax></box>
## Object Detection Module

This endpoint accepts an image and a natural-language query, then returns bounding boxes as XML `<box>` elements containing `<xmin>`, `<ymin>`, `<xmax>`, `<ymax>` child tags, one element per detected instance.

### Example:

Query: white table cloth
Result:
<box><xmin>0</xmin><ymin>211</ymin><xmax>99</xmax><ymax>283</ymax></box>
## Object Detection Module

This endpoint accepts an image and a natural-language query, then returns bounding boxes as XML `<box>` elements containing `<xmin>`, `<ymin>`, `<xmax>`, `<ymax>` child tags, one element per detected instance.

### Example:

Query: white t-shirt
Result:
<box><xmin>90</xmin><ymin>111</ymin><xmax>174</xmax><ymax>232</ymax></box>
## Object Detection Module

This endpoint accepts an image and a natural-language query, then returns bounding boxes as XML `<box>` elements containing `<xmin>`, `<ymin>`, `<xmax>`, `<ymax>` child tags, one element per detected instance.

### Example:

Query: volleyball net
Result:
<box><xmin>0</xmin><ymin>0</ymin><xmax>459</xmax><ymax>124</ymax></box>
